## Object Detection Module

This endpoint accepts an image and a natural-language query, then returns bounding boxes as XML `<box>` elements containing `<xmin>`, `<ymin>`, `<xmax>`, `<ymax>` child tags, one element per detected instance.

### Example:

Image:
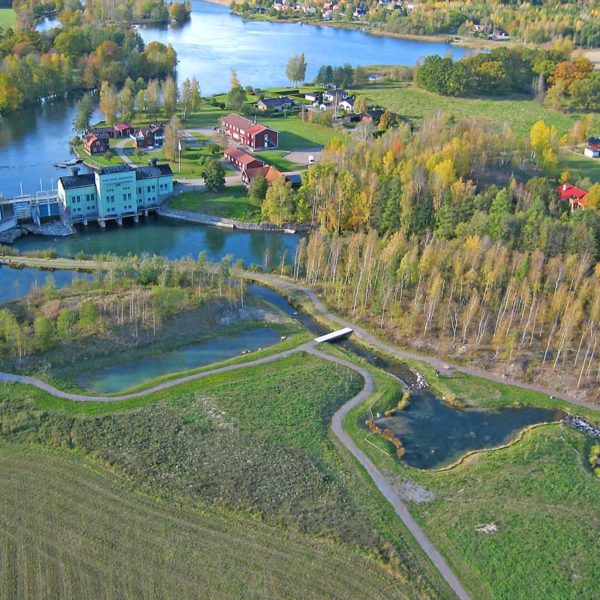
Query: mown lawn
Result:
<box><xmin>254</xmin><ymin>149</ymin><xmax>299</xmax><ymax>171</ymax></box>
<box><xmin>259</xmin><ymin>113</ymin><xmax>338</xmax><ymax>150</ymax></box>
<box><xmin>353</xmin><ymin>81</ymin><xmax>600</xmax><ymax>138</ymax></box>
<box><xmin>337</xmin><ymin>344</ymin><xmax>600</xmax><ymax>600</ymax></box>
<box><xmin>0</xmin><ymin>442</ymin><xmax>410</xmax><ymax>600</ymax></box>
<box><xmin>169</xmin><ymin>185</ymin><xmax>261</xmax><ymax>221</ymax></box>
<box><xmin>0</xmin><ymin>8</ymin><xmax>15</xmax><ymax>28</ymax></box>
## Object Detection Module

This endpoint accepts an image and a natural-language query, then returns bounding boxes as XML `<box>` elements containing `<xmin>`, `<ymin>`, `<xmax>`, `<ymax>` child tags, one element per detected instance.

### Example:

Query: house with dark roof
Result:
<box><xmin>361</xmin><ymin>109</ymin><xmax>385</xmax><ymax>124</ymax></box>
<box><xmin>89</xmin><ymin>126</ymin><xmax>114</xmax><ymax>138</ymax></box>
<box><xmin>557</xmin><ymin>183</ymin><xmax>588</xmax><ymax>210</ymax></box>
<box><xmin>132</xmin><ymin>124</ymin><xmax>165</xmax><ymax>148</ymax></box>
<box><xmin>323</xmin><ymin>89</ymin><xmax>348</xmax><ymax>103</ymax></box>
<box><xmin>221</xmin><ymin>114</ymin><xmax>279</xmax><ymax>150</ymax></box>
<box><xmin>83</xmin><ymin>134</ymin><xmax>109</xmax><ymax>156</ymax></box>
<box><xmin>256</xmin><ymin>97</ymin><xmax>294</xmax><ymax>112</ymax></box>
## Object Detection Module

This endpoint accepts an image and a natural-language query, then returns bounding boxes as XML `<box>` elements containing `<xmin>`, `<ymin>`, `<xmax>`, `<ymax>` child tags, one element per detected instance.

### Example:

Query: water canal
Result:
<box><xmin>1</xmin><ymin>1</ymin><xmax>468</xmax><ymax>197</ymax></box>
<box><xmin>77</xmin><ymin>326</ymin><xmax>282</xmax><ymax>393</ymax></box>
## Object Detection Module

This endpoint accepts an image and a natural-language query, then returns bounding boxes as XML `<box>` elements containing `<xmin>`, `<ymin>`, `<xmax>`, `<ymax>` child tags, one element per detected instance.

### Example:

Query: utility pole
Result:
<box><xmin>178</xmin><ymin>139</ymin><xmax>182</xmax><ymax>174</ymax></box>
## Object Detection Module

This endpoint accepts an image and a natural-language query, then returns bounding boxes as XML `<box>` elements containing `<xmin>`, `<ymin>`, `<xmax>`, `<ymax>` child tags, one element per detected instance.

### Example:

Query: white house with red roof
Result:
<box><xmin>557</xmin><ymin>183</ymin><xmax>588</xmax><ymax>210</ymax></box>
<box><xmin>221</xmin><ymin>114</ymin><xmax>279</xmax><ymax>150</ymax></box>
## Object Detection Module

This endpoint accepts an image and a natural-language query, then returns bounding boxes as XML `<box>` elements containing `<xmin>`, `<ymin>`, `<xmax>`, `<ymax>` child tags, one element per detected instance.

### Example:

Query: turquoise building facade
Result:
<box><xmin>57</xmin><ymin>163</ymin><xmax>173</xmax><ymax>226</ymax></box>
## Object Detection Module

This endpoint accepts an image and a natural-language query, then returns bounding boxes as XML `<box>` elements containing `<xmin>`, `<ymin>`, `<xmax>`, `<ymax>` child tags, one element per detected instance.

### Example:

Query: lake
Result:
<box><xmin>76</xmin><ymin>326</ymin><xmax>282</xmax><ymax>393</ymax></box>
<box><xmin>0</xmin><ymin>1</ymin><xmax>466</xmax><ymax>197</ymax></box>
<box><xmin>375</xmin><ymin>393</ymin><xmax>563</xmax><ymax>469</ymax></box>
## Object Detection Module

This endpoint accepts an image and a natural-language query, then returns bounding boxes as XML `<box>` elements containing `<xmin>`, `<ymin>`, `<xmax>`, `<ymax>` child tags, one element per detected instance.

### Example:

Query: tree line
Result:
<box><xmin>0</xmin><ymin>22</ymin><xmax>176</xmax><ymax>113</ymax></box>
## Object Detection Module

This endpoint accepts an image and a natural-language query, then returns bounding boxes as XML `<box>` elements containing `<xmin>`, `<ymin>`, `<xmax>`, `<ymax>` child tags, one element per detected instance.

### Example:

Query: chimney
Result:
<box><xmin>149</xmin><ymin>158</ymin><xmax>158</xmax><ymax>167</ymax></box>
<box><xmin>70</xmin><ymin>166</ymin><xmax>80</xmax><ymax>177</ymax></box>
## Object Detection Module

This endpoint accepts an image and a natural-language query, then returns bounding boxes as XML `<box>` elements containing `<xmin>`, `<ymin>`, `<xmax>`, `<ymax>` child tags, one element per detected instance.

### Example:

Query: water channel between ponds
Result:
<box><xmin>0</xmin><ymin>275</ymin><xmax>563</xmax><ymax>468</ymax></box>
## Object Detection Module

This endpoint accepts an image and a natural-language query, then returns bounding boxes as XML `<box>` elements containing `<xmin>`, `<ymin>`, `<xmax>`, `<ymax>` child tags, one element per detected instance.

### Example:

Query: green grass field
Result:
<box><xmin>0</xmin><ymin>8</ymin><xmax>16</xmax><ymax>28</ymax></box>
<box><xmin>0</xmin><ymin>443</ymin><xmax>411</xmax><ymax>600</ymax></box>
<box><xmin>335</xmin><ymin>344</ymin><xmax>600</xmax><ymax>600</ymax></box>
<box><xmin>169</xmin><ymin>186</ymin><xmax>261</xmax><ymax>221</ymax></box>
<box><xmin>559</xmin><ymin>150</ymin><xmax>600</xmax><ymax>184</ymax></box>
<box><xmin>354</xmin><ymin>81</ymin><xmax>600</xmax><ymax>138</ymax></box>
<box><xmin>0</xmin><ymin>353</ymin><xmax>449</xmax><ymax>598</ymax></box>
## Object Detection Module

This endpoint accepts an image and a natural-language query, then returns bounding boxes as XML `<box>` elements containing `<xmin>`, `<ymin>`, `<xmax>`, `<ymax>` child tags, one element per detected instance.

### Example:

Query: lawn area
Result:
<box><xmin>129</xmin><ymin>145</ymin><xmax>220</xmax><ymax>179</ymax></box>
<box><xmin>0</xmin><ymin>353</ymin><xmax>449</xmax><ymax>599</ymax></box>
<box><xmin>0</xmin><ymin>8</ymin><xmax>16</xmax><ymax>28</ymax></box>
<box><xmin>338</xmin><ymin>345</ymin><xmax>600</xmax><ymax>600</ymax></box>
<box><xmin>259</xmin><ymin>113</ymin><xmax>338</xmax><ymax>150</ymax></box>
<box><xmin>0</xmin><ymin>442</ymin><xmax>411</xmax><ymax>600</ymax></box>
<box><xmin>353</xmin><ymin>81</ymin><xmax>600</xmax><ymax>138</ymax></box>
<box><xmin>169</xmin><ymin>185</ymin><xmax>261</xmax><ymax>221</ymax></box>
<box><xmin>254</xmin><ymin>149</ymin><xmax>299</xmax><ymax>171</ymax></box>
<box><xmin>559</xmin><ymin>150</ymin><xmax>600</xmax><ymax>184</ymax></box>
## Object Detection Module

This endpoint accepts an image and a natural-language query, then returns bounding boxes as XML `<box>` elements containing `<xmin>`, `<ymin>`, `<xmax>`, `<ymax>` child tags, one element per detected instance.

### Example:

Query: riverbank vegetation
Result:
<box><xmin>233</xmin><ymin>0</ymin><xmax>599</xmax><ymax>48</ymax></box>
<box><xmin>0</xmin><ymin>20</ymin><xmax>176</xmax><ymax>113</ymax></box>
<box><xmin>0</xmin><ymin>254</ymin><xmax>284</xmax><ymax>385</ymax></box>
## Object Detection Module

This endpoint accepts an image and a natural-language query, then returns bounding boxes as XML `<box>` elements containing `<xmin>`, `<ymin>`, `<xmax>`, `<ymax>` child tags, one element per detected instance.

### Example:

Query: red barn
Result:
<box><xmin>221</xmin><ymin>114</ymin><xmax>278</xmax><ymax>150</ymax></box>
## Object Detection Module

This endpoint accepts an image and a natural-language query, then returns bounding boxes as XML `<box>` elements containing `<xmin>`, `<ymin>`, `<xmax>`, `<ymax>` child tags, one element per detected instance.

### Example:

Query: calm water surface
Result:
<box><xmin>376</xmin><ymin>393</ymin><xmax>563</xmax><ymax>469</ymax></box>
<box><xmin>0</xmin><ymin>265</ymin><xmax>93</xmax><ymax>303</ymax></box>
<box><xmin>1</xmin><ymin>1</ymin><xmax>466</xmax><ymax>197</ymax></box>
<box><xmin>77</xmin><ymin>326</ymin><xmax>282</xmax><ymax>393</ymax></box>
<box><xmin>12</xmin><ymin>217</ymin><xmax>299</xmax><ymax>265</ymax></box>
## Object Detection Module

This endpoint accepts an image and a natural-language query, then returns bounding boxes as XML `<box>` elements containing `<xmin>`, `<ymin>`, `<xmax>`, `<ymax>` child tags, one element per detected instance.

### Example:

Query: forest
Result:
<box><xmin>0</xmin><ymin>21</ymin><xmax>176</xmax><ymax>112</ymax></box>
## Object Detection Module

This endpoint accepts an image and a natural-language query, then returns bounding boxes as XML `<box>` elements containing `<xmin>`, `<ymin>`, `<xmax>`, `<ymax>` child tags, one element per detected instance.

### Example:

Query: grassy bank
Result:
<box><xmin>0</xmin><ymin>8</ymin><xmax>16</xmax><ymax>28</ymax></box>
<box><xmin>169</xmin><ymin>186</ymin><xmax>261</xmax><ymax>221</ymax></box>
<box><xmin>332</xmin><ymin>343</ymin><xmax>600</xmax><ymax>600</ymax></box>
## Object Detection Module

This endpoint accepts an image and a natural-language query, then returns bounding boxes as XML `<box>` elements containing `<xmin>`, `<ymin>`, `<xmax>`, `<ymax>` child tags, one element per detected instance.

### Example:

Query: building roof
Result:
<box><xmin>225</xmin><ymin>147</ymin><xmax>265</xmax><ymax>166</ymax></box>
<box><xmin>114</xmin><ymin>122</ymin><xmax>133</xmax><ymax>131</ymax></box>
<box><xmin>248</xmin><ymin>123</ymin><xmax>269</xmax><ymax>136</ymax></box>
<box><xmin>222</xmin><ymin>113</ymin><xmax>255</xmax><ymax>131</ymax></box>
<box><xmin>245</xmin><ymin>164</ymin><xmax>284</xmax><ymax>184</ymax></box>
<box><xmin>557</xmin><ymin>183</ymin><xmax>588</xmax><ymax>203</ymax></box>
<box><xmin>135</xmin><ymin>164</ymin><xmax>173</xmax><ymax>179</ymax></box>
<box><xmin>97</xmin><ymin>165</ymin><xmax>134</xmax><ymax>176</ymax></box>
<box><xmin>258</xmin><ymin>96</ymin><xmax>293</xmax><ymax>108</ymax></box>
<box><xmin>83</xmin><ymin>134</ymin><xmax>104</xmax><ymax>145</ymax></box>
<box><xmin>58</xmin><ymin>173</ymin><xmax>96</xmax><ymax>190</ymax></box>
<box><xmin>89</xmin><ymin>127</ymin><xmax>112</xmax><ymax>136</ymax></box>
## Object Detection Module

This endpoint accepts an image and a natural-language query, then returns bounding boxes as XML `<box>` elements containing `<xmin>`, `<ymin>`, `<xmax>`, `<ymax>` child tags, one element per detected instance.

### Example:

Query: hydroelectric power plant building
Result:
<box><xmin>57</xmin><ymin>162</ymin><xmax>173</xmax><ymax>227</ymax></box>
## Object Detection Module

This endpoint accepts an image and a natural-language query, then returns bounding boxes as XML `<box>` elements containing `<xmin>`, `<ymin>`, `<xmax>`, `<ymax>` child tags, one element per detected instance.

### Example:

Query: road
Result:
<box><xmin>0</xmin><ymin>337</ymin><xmax>471</xmax><ymax>599</ymax></box>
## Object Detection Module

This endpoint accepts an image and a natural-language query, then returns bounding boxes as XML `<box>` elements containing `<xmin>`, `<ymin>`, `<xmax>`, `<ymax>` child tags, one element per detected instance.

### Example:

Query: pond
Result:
<box><xmin>12</xmin><ymin>216</ymin><xmax>300</xmax><ymax>266</ymax></box>
<box><xmin>76</xmin><ymin>326</ymin><xmax>282</xmax><ymax>393</ymax></box>
<box><xmin>1</xmin><ymin>1</ymin><xmax>467</xmax><ymax>198</ymax></box>
<box><xmin>375</xmin><ymin>392</ymin><xmax>564</xmax><ymax>469</ymax></box>
<box><xmin>0</xmin><ymin>265</ymin><xmax>94</xmax><ymax>304</ymax></box>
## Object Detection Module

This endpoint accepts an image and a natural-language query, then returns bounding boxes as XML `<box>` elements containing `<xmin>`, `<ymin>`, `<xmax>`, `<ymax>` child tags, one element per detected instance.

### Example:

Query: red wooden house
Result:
<box><xmin>224</xmin><ymin>147</ymin><xmax>265</xmax><ymax>171</ymax></box>
<box><xmin>83</xmin><ymin>134</ymin><xmax>109</xmax><ymax>156</ymax></box>
<box><xmin>221</xmin><ymin>114</ymin><xmax>278</xmax><ymax>150</ymax></box>
<box><xmin>557</xmin><ymin>183</ymin><xmax>588</xmax><ymax>210</ymax></box>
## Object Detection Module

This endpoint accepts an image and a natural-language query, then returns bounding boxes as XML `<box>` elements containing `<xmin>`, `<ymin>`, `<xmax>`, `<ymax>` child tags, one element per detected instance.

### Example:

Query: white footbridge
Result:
<box><xmin>314</xmin><ymin>327</ymin><xmax>353</xmax><ymax>344</ymax></box>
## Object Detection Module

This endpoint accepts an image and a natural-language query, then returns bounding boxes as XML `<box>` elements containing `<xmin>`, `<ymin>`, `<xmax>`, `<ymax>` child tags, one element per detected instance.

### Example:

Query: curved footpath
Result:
<box><xmin>0</xmin><ymin>339</ymin><xmax>471</xmax><ymax>600</ymax></box>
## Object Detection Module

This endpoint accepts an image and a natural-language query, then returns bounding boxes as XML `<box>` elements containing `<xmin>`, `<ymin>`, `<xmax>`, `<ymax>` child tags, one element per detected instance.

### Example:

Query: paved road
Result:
<box><xmin>0</xmin><ymin>337</ymin><xmax>471</xmax><ymax>599</ymax></box>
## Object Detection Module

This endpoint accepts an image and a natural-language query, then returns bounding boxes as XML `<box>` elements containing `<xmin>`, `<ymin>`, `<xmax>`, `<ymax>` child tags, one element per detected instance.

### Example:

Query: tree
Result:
<box><xmin>99</xmin><ymin>81</ymin><xmax>117</xmax><ymax>125</ymax></box>
<box><xmin>33</xmin><ymin>315</ymin><xmax>53</xmax><ymax>352</ymax></box>
<box><xmin>119</xmin><ymin>86</ymin><xmax>134</xmax><ymax>122</ymax></box>
<box><xmin>530</xmin><ymin>120</ymin><xmax>559</xmax><ymax>171</ymax></box>
<box><xmin>230</xmin><ymin>69</ymin><xmax>240</xmax><ymax>89</ymax></box>
<box><xmin>285</xmin><ymin>52</ymin><xmax>307</xmax><ymax>87</ymax></box>
<box><xmin>136</xmin><ymin>88</ymin><xmax>147</xmax><ymax>113</ymax></box>
<box><xmin>190</xmin><ymin>76</ymin><xmax>201</xmax><ymax>112</ymax></box>
<box><xmin>316</xmin><ymin>65</ymin><xmax>333</xmax><ymax>86</ymax></box>
<box><xmin>353</xmin><ymin>95</ymin><xmax>368</xmax><ymax>114</ymax></box>
<box><xmin>73</xmin><ymin>94</ymin><xmax>93</xmax><ymax>134</ymax></box>
<box><xmin>146</xmin><ymin>79</ymin><xmax>161</xmax><ymax>116</ymax></box>
<box><xmin>227</xmin><ymin>85</ymin><xmax>246</xmax><ymax>111</ymax></box>
<box><xmin>162</xmin><ymin>75</ymin><xmax>177</xmax><ymax>117</ymax></box>
<box><xmin>181</xmin><ymin>78</ymin><xmax>192</xmax><ymax>118</ymax></box>
<box><xmin>164</xmin><ymin>115</ymin><xmax>183</xmax><ymax>161</ymax></box>
<box><xmin>262</xmin><ymin>176</ymin><xmax>294</xmax><ymax>225</ymax></box>
<box><xmin>488</xmin><ymin>189</ymin><xmax>512</xmax><ymax>241</ymax></box>
<box><xmin>78</xmin><ymin>300</ymin><xmax>99</xmax><ymax>332</ymax></box>
<box><xmin>248</xmin><ymin>175</ymin><xmax>268</xmax><ymax>203</ymax></box>
<box><xmin>56</xmin><ymin>308</ymin><xmax>75</xmax><ymax>339</ymax></box>
<box><xmin>203</xmin><ymin>160</ymin><xmax>226</xmax><ymax>192</ymax></box>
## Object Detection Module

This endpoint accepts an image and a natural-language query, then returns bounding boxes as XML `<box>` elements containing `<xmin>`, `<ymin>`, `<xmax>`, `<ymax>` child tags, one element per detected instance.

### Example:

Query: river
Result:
<box><xmin>0</xmin><ymin>1</ymin><xmax>466</xmax><ymax>197</ymax></box>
